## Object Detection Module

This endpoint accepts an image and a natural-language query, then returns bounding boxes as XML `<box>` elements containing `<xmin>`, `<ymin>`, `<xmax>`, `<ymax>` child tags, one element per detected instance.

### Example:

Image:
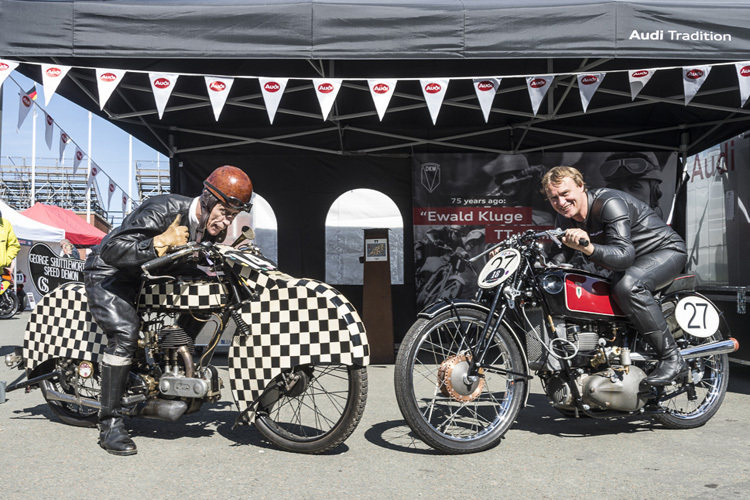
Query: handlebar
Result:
<box><xmin>468</xmin><ymin>228</ymin><xmax>588</xmax><ymax>263</ymax></box>
<box><xmin>141</xmin><ymin>243</ymin><xmax>200</xmax><ymax>273</ymax></box>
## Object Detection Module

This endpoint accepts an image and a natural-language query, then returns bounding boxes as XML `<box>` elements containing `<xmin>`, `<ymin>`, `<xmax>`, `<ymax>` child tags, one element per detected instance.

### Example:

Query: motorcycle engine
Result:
<box><xmin>154</xmin><ymin>325</ymin><xmax>221</xmax><ymax>401</ymax></box>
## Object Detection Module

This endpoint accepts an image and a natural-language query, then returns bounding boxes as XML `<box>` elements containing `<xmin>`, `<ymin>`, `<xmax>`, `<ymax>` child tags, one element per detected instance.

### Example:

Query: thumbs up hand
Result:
<box><xmin>153</xmin><ymin>215</ymin><xmax>189</xmax><ymax>257</ymax></box>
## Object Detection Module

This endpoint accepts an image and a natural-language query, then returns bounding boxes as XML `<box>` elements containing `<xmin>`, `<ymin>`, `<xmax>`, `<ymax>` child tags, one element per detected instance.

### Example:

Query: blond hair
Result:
<box><xmin>540</xmin><ymin>166</ymin><xmax>587</xmax><ymax>195</ymax></box>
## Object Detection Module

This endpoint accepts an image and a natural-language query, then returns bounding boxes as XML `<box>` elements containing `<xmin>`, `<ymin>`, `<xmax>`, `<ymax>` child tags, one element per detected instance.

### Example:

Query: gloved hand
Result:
<box><xmin>153</xmin><ymin>215</ymin><xmax>189</xmax><ymax>257</ymax></box>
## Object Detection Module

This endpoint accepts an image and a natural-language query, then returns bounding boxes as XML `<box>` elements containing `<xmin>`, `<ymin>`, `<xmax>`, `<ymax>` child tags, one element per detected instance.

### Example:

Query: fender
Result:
<box><xmin>418</xmin><ymin>299</ymin><xmax>532</xmax><ymax>406</ymax></box>
<box><xmin>228</xmin><ymin>275</ymin><xmax>370</xmax><ymax>411</ymax></box>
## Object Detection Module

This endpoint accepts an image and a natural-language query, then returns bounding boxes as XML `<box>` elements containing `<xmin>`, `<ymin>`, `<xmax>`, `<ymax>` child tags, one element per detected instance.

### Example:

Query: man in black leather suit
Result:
<box><xmin>84</xmin><ymin>165</ymin><xmax>253</xmax><ymax>456</ymax></box>
<box><xmin>541</xmin><ymin>166</ymin><xmax>688</xmax><ymax>388</ymax></box>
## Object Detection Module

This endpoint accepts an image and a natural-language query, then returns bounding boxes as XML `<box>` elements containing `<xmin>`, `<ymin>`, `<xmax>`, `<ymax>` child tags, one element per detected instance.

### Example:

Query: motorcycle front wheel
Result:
<box><xmin>0</xmin><ymin>290</ymin><xmax>19</xmax><ymax>319</ymax></box>
<box><xmin>39</xmin><ymin>357</ymin><xmax>100</xmax><ymax>427</ymax></box>
<box><xmin>394</xmin><ymin>307</ymin><xmax>526</xmax><ymax>454</ymax></box>
<box><xmin>254</xmin><ymin>364</ymin><xmax>368</xmax><ymax>454</ymax></box>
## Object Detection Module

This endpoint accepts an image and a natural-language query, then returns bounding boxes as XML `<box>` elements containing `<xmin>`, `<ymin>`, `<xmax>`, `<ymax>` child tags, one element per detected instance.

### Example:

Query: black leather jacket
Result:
<box><xmin>555</xmin><ymin>188</ymin><xmax>686</xmax><ymax>272</ymax></box>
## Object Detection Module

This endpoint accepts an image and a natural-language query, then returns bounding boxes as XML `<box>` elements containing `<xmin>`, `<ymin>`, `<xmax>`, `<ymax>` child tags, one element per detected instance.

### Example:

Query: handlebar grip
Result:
<box><xmin>141</xmin><ymin>246</ymin><xmax>194</xmax><ymax>273</ymax></box>
<box><xmin>579</xmin><ymin>238</ymin><xmax>589</xmax><ymax>247</ymax></box>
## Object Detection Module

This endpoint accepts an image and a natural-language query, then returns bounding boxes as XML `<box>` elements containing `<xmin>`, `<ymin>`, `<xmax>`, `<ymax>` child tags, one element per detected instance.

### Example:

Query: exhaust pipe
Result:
<box><xmin>42</xmin><ymin>387</ymin><xmax>188</xmax><ymax>422</ymax></box>
<box><xmin>680</xmin><ymin>338</ymin><xmax>739</xmax><ymax>359</ymax></box>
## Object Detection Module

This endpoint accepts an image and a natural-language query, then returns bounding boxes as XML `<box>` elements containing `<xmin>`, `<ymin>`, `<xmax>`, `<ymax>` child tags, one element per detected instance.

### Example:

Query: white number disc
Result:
<box><xmin>477</xmin><ymin>248</ymin><xmax>521</xmax><ymax>289</ymax></box>
<box><xmin>674</xmin><ymin>296</ymin><xmax>720</xmax><ymax>338</ymax></box>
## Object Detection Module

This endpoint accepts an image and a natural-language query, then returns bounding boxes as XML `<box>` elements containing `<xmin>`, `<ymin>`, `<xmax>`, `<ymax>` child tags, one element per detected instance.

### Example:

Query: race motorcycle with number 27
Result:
<box><xmin>4</xmin><ymin>228</ymin><xmax>369</xmax><ymax>454</ymax></box>
<box><xmin>394</xmin><ymin>228</ymin><xmax>738</xmax><ymax>454</ymax></box>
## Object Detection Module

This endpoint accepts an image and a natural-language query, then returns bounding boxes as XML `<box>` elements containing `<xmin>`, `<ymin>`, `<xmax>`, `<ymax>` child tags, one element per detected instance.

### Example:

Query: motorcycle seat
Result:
<box><xmin>659</xmin><ymin>274</ymin><xmax>696</xmax><ymax>295</ymax></box>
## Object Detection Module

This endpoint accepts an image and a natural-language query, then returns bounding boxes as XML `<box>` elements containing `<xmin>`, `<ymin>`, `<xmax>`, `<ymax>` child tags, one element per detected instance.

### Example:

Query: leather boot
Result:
<box><xmin>643</xmin><ymin>328</ymin><xmax>689</xmax><ymax>386</ymax></box>
<box><xmin>98</xmin><ymin>361</ymin><xmax>137</xmax><ymax>456</ymax></box>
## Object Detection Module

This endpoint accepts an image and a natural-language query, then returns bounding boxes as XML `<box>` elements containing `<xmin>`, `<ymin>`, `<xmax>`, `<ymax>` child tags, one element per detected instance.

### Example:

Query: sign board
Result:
<box><xmin>365</xmin><ymin>238</ymin><xmax>388</xmax><ymax>262</ymax></box>
<box><xmin>27</xmin><ymin>243</ymin><xmax>84</xmax><ymax>295</ymax></box>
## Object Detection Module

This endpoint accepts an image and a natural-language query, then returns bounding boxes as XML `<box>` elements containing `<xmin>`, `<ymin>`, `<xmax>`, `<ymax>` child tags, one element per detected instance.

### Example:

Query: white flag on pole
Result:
<box><xmin>122</xmin><ymin>193</ymin><xmax>128</xmax><ymax>215</ymax></box>
<box><xmin>107</xmin><ymin>177</ymin><xmax>116</xmax><ymax>210</ymax></box>
<box><xmin>683</xmin><ymin>66</ymin><xmax>712</xmax><ymax>105</ymax></box>
<box><xmin>41</xmin><ymin>63</ymin><xmax>72</xmax><ymax>106</ymax></box>
<box><xmin>420</xmin><ymin>79</ymin><xmax>449</xmax><ymax>125</ymax></box>
<box><xmin>735</xmin><ymin>62</ymin><xmax>750</xmax><ymax>107</ymax></box>
<box><xmin>17</xmin><ymin>88</ymin><xmax>34</xmax><ymax>130</ymax></box>
<box><xmin>59</xmin><ymin>132</ymin><xmax>70</xmax><ymax>162</ymax></box>
<box><xmin>96</xmin><ymin>68</ymin><xmax>126</xmax><ymax>110</ymax></box>
<box><xmin>526</xmin><ymin>76</ymin><xmax>554</xmax><ymax>116</ymax></box>
<box><xmin>0</xmin><ymin>59</ymin><xmax>19</xmax><ymax>87</ymax></box>
<box><xmin>473</xmin><ymin>78</ymin><xmax>501</xmax><ymax>122</ymax></box>
<box><xmin>87</xmin><ymin>163</ymin><xmax>99</xmax><ymax>192</ymax></box>
<box><xmin>259</xmin><ymin>78</ymin><xmax>288</xmax><ymax>124</ymax></box>
<box><xmin>312</xmin><ymin>79</ymin><xmax>343</xmax><ymax>121</ymax></box>
<box><xmin>149</xmin><ymin>73</ymin><xmax>179</xmax><ymax>119</ymax></box>
<box><xmin>577</xmin><ymin>73</ymin><xmax>605</xmax><ymax>113</ymax></box>
<box><xmin>367</xmin><ymin>79</ymin><xmax>397</xmax><ymax>121</ymax></box>
<box><xmin>73</xmin><ymin>147</ymin><xmax>84</xmax><ymax>175</ymax></box>
<box><xmin>204</xmin><ymin>76</ymin><xmax>234</xmax><ymax>121</ymax></box>
<box><xmin>628</xmin><ymin>69</ymin><xmax>655</xmax><ymax>100</ymax></box>
<box><xmin>44</xmin><ymin>112</ymin><xmax>54</xmax><ymax>149</ymax></box>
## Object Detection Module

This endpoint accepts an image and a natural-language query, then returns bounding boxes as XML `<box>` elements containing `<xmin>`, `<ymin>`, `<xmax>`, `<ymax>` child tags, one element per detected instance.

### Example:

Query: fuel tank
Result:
<box><xmin>537</xmin><ymin>269</ymin><xmax>625</xmax><ymax>321</ymax></box>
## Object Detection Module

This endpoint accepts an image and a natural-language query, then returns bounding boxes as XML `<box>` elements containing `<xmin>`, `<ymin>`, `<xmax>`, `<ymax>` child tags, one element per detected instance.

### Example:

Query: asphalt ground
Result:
<box><xmin>1</xmin><ymin>310</ymin><xmax>748</xmax><ymax>500</ymax></box>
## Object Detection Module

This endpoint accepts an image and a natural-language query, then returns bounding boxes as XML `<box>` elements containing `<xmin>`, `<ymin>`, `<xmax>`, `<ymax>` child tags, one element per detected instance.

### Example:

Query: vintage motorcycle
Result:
<box><xmin>4</xmin><ymin>228</ymin><xmax>370</xmax><ymax>454</ymax></box>
<box><xmin>394</xmin><ymin>228</ymin><xmax>738</xmax><ymax>454</ymax></box>
<box><xmin>0</xmin><ymin>266</ymin><xmax>19</xmax><ymax>319</ymax></box>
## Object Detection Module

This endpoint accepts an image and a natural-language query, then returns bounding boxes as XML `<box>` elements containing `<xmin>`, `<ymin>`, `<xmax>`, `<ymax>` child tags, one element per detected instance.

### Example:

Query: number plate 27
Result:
<box><xmin>477</xmin><ymin>249</ymin><xmax>521</xmax><ymax>289</ymax></box>
<box><xmin>674</xmin><ymin>296</ymin><xmax>720</xmax><ymax>338</ymax></box>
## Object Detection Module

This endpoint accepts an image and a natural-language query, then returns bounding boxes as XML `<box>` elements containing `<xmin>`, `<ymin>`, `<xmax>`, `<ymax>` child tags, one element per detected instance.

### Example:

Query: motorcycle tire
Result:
<box><xmin>39</xmin><ymin>358</ymin><xmax>100</xmax><ymax>428</ymax></box>
<box><xmin>0</xmin><ymin>290</ymin><xmax>19</xmax><ymax>319</ymax></box>
<box><xmin>394</xmin><ymin>307</ymin><xmax>526</xmax><ymax>454</ymax></box>
<box><xmin>254</xmin><ymin>363</ymin><xmax>368</xmax><ymax>454</ymax></box>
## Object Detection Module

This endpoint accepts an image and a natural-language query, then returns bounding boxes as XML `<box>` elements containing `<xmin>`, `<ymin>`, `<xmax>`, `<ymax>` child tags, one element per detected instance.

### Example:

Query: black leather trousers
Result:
<box><xmin>610</xmin><ymin>248</ymin><xmax>688</xmax><ymax>334</ymax></box>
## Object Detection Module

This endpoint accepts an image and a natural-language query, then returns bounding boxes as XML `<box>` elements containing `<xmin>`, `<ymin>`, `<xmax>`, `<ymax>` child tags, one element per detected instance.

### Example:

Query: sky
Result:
<box><xmin>1</xmin><ymin>70</ymin><xmax>169</xmax><ymax>213</ymax></box>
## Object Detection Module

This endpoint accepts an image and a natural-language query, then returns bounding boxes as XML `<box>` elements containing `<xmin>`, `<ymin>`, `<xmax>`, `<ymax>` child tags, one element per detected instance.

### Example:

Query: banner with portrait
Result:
<box><xmin>412</xmin><ymin>151</ymin><xmax>678</xmax><ymax>309</ymax></box>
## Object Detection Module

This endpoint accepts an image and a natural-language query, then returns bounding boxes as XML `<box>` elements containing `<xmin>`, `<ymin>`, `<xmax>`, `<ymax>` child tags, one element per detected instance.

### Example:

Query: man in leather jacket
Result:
<box><xmin>541</xmin><ymin>166</ymin><xmax>688</xmax><ymax>387</ymax></box>
<box><xmin>83</xmin><ymin>165</ymin><xmax>253</xmax><ymax>456</ymax></box>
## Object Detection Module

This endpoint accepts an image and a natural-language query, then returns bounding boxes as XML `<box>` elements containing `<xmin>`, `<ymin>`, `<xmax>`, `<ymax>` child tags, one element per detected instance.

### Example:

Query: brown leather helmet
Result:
<box><xmin>203</xmin><ymin>165</ymin><xmax>253</xmax><ymax>211</ymax></box>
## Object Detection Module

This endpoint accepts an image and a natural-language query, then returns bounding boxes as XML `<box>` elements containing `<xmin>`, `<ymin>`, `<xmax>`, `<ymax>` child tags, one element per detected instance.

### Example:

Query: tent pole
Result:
<box><xmin>87</xmin><ymin>112</ymin><xmax>91</xmax><ymax>224</ymax></box>
<box><xmin>31</xmin><ymin>107</ymin><xmax>37</xmax><ymax>206</ymax></box>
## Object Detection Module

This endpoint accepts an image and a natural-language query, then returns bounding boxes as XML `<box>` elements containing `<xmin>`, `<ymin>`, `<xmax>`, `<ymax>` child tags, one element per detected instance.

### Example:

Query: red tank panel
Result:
<box><xmin>564</xmin><ymin>273</ymin><xmax>625</xmax><ymax>317</ymax></box>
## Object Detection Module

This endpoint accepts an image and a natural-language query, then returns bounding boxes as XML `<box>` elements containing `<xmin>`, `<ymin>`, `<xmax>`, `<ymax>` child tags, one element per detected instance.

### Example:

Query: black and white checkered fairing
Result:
<box><xmin>138</xmin><ymin>280</ymin><xmax>227</xmax><ymax>311</ymax></box>
<box><xmin>228</xmin><ymin>271</ymin><xmax>370</xmax><ymax>410</ymax></box>
<box><xmin>23</xmin><ymin>283</ymin><xmax>106</xmax><ymax>373</ymax></box>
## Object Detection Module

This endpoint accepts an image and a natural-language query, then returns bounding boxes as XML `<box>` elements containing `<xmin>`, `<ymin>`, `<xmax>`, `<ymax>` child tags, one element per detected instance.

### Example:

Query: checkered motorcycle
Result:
<box><xmin>5</xmin><ymin>231</ymin><xmax>370</xmax><ymax>454</ymax></box>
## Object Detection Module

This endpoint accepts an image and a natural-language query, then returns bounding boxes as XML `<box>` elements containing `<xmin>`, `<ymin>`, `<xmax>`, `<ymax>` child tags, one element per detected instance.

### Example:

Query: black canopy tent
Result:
<box><xmin>3</xmin><ymin>0</ymin><xmax>750</xmax><ymax>336</ymax></box>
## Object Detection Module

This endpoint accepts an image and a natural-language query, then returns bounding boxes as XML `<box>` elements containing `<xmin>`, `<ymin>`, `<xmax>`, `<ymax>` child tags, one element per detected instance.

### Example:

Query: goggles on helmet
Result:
<box><xmin>204</xmin><ymin>181</ymin><xmax>253</xmax><ymax>212</ymax></box>
<box><xmin>600</xmin><ymin>157</ymin><xmax>654</xmax><ymax>179</ymax></box>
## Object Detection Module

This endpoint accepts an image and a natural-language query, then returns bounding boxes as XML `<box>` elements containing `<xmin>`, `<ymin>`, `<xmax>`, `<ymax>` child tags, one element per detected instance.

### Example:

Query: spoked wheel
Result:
<box><xmin>39</xmin><ymin>357</ymin><xmax>100</xmax><ymax>427</ymax></box>
<box><xmin>254</xmin><ymin>364</ymin><xmax>368</xmax><ymax>454</ymax></box>
<box><xmin>394</xmin><ymin>308</ymin><xmax>526</xmax><ymax>454</ymax></box>
<box><xmin>652</xmin><ymin>330</ymin><xmax>729</xmax><ymax>429</ymax></box>
<box><xmin>0</xmin><ymin>290</ymin><xmax>19</xmax><ymax>319</ymax></box>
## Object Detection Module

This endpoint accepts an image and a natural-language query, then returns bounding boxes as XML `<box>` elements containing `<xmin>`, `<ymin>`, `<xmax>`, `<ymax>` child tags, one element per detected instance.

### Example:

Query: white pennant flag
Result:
<box><xmin>96</xmin><ymin>68</ymin><xmax>126</xmax><ymax>110</ymax></box>
<box><xmin>204</xmin><ymin>76</ymin><xmax>234</xmax><ymax>121</ymax></box>
<box><xmin>526</xmin><ymin>76</ymin><xmax>554</xmax><ymax>116</ymax></box>
<box><xmin>420</xmin><ymin>79</ymin><xmax>449</xmax><ymax>125</ymax></box>
<box><xmin>122</xmin><ymin>193</ymin><xmax>128</xmax><ymax>215</ymax></box>
<box><xmin>683</xmin><ymin>66</ymin><xmax>711</xmax><ymax>105</ymax></box>
<box><xmin>367</xmin><ymin>79</ymin><xmax>397</xmax><ymax>121</ymax></box>
<box><xmin>59</xmin><ymin>131</ymin><xmax>70</xmax><ymax>161</ymax></box>
<box><xmin>473</xmin><ymin>78</ymin><xmax>501</xmax><ymax>122</ymax></box>
<box><xmin>17</xmin><ymin>88</ymin><xmax>34</xmax><ymax>130</ymax></box>
<box><xmin>628</xmin><ymin>69</ymin><xmax>655</xmax><ymax>100</ymax></box>
<box><xmin>107</xmin><ymin>177</ymin><xmax>116</xmax><ymax>210</ymax></box>
<box><xmin>87</xmin><ymin>163</ymin><xmax>100</xmax><ymax>192</ymax></box>
<box><xmin>259</xmin><ymin>78</ymin><xmax>288</xmax><ymax>124</ymax></box>
<box><xmin>312</xmin><ymin>78</ymin><xmax>343</xmax><ymax>121</ymax></box>
<box><xmin>0</xmin><ymin>59</ymin><xmax>19</xmax><ymax>87</ymax></box>
<box><xmin>735</xmin><ymin>62</ymin><xmax>750</xmax><ymax>107</ymax></box>
<box><xmin>149</xmin><ymin>73</ymin><xmax>179</xmax><ymax>119</ymax></box>
<box><xmin>44</xmin><ymin>112</ymin><xmax>54</xmax><ymax>149</ymax></box>
<box><xmin>41</xmin><ymin>63</ymin><xmax>72</xmax><ymax>106</ymax></box>
<box><xmin>577</xmin><ymin>73</ymin><xmax>605</xmax><ymax>113</ymax></box>
<box><xmin>73</xmin><ymin>147</ymin><xmax>84</xmax><ymax>175</ymax></box>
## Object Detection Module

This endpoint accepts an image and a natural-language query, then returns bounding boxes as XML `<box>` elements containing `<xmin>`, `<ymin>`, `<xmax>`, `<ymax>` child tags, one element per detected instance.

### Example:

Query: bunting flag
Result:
<box><xmin>96</xmin><ymin>68</ymin><xmax>127</xmax><ymax>110</ymax></box>
<box><xmin>59</xmin><ymin>131</ymin><xmax>70</xmax><ymax>161</ymax></box>
<box><xmin>204</xmin><ymin>76</ymin><xmax>234</xmax><ymax>121</ymax></box>
<box><xmin>259</xmin><ymin>77</ymin><xmax>288</xmax><ymax>124</ymax></box>
<box><xmin>577</xmin><ymin>73</ymin><xmax>605</xmax><ymax>112</ymax></box>
<box><xmin>41</xmin><ymin>63</ymin><xmax>71</xmax><ymax>106</ymax></box>
<box><xmin>683</xmin><ymin>66</ymin><xmax>712</xmax><ymax>105</ymax></box>
<box><xmin>122</xmin><ymin>193</ymin><xmax>128</xmax><ymax>214</ymax></box>
<box><xmin>312</xmin><ymin>78</ymin><xmax>343</xmax><ymax>121</ymax></box>
<box><xmin>367</xmin><ymin>79</ymin><xmax>397</xmax><ymax>121</ymax></box>
<box><xmin>473</xmin><ymin>78</ymin><xmax>500</xmax><ymax>122</ymax></box>
<box><xmin>420</xmin><ymin>79</ymin><xmax>449</xmax><ymax>125</ymax></box>
<box><xmin>107</xmin><ymin>177</ymin><xmax>116</xmax><ymax>210</ymax></box>
<box><xmin>73</xmin><ymin>146</ymin><xmax>84</xmax><ymax>175</ymax></box>
<box><xmin>735</xmin><ymin>61</ymin><xmax>750</xmax><ymax>107</ymax></box>
<box><xmin>0</xmin><ymin>59</ymin><xmax>19</xmax><ymax>87</ymax></box>
<box><xmin>87</xmin><ymin>163</ymin><xmax>100</xmax><ymax>192</ymax></box>
<box><xmin>526</xmin><ymin>75</ymin><xmax>554</xmax><ymax>116</ymax></box>
<box><xmin>17</xmin><ymin>87</ymin><xmax>35</xmax><ymax>130</ymax></box>
<box><xmin>149</xmin><ymin>72</ymin><xmax>179</xmax><ymax>119</ymax></box>
<box><xmin>628</xmin><ymin>69</ymin><xmax>656</xmax><ymax>100</ymax></box>
<box><xmin>44</xmin><ymin>112</ymin><xmax>54</xmax><ymax>149</ymax></box>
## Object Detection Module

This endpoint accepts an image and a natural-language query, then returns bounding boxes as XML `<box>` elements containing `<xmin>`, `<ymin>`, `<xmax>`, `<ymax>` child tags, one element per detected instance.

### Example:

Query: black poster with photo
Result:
<box><xmin>27</xmin><ymin>243</ymin><xmax>85</xmax><ymax>295</ymax></box>
<box><xmin>412</xmin><ymin>151</ymin><xmax>677</xmax><ymax>309</ymax></box>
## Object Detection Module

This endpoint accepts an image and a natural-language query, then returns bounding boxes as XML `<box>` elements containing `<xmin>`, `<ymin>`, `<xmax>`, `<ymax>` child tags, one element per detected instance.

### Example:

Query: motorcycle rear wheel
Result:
<box><xmin>394</xmin><ymin>308</ymin><xmax>526</xmax><ymax>454</ymax></box>
<box><xmin>0</xmin><ymin>290</ymin><xmax>19</xmax><ymax>319</ymax></box>
<box><xmin>254</xmin><ymin>364</ymin><xmax>368</xmax><ymax>454</ymax></box>
<box><xmin>39</xmin><ymin>358</ymin><xmax>100</xmax><ymax>428</ymax></box>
